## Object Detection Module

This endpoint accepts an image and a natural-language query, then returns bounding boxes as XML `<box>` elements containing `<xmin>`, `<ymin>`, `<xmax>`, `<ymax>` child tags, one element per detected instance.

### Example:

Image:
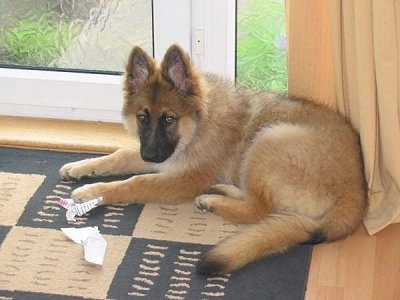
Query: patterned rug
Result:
<box><xmin>0</xmin><ymin>147</ymin><xmax>312</xmax><ymax>300</ymax></box>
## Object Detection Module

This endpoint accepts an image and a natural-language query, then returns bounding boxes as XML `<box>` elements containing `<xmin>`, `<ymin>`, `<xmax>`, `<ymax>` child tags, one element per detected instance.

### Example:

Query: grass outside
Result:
<box><xmin>237</xmin><ymin>0</ymin><xmax>287</xmax><ymax>94</ymax></box>
<box><xmin>0</xmin><ymin>14</ymin><xmax>82</xmax><ymax>66</ymax></box>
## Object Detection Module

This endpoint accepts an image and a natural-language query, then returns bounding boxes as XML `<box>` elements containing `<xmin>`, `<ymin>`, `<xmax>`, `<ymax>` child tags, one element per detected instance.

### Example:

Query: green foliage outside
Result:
<box><xmin>237</xmin><ymin>0</ymin><xmax>287</xmax><ymax>94</ymax></box>
<box><xmin>0</xmin><ymin>12</ymin><xmax>82</xmax><ymax>67</ymax></box>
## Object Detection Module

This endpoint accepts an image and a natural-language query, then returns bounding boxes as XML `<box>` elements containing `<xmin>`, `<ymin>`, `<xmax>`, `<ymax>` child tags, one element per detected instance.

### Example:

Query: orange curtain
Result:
<box><xmin>287</xmin><ymin>0</ymin><xmax>400</xmax><ymax>234</ymax></box>
<box><xmin>286</xmin><ymin>0</ymin><xmax>336</xmax><ymax>108</ymax></box>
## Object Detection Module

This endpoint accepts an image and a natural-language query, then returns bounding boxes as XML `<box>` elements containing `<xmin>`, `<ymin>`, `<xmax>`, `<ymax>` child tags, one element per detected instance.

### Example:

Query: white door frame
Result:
<box><xmin>0</xmin><ymin>0</ymin><xmax>236</xmax><ymax>122</ymax></box>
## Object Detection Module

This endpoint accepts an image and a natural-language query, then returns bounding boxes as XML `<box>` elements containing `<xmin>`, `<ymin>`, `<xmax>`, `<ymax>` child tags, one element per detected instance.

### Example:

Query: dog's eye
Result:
<box><xmin>137</xmin><ymin>114</ymin><xmax>147</xmax><ymax>123</ymax></box>
<box><xmin>165</xmin><ymin>116</ymin><xmax>176</xmax><ymax>125</ymax></box>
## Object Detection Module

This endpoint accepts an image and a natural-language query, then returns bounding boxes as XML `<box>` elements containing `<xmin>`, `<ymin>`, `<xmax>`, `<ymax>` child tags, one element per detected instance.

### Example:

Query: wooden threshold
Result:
<box><xmin>0</xmin><ymin>116</ymin><xmax>134</xmax><ymax>154</ymax></box>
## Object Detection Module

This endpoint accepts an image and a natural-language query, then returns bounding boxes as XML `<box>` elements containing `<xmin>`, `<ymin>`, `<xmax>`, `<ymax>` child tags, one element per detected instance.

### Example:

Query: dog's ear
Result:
<box><xmin>125</xmin><ymin>46</ymin><xmax>156</xmax><ymax>92</ymax></box>
<box><xmin>161</xmin><ymin>44</ymin><xmax>194</xmax><ymax>95</ymax></box>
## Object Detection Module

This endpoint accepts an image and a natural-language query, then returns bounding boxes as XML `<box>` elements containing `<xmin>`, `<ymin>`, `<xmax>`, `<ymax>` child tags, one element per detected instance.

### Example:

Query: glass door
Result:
<box><xmin>0</xmin><ymin>0</ymin><xmax>153</xmax><ymax>73</ymax></box>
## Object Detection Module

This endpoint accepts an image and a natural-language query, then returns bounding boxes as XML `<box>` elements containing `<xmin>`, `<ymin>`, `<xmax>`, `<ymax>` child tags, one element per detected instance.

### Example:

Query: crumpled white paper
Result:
<box><xmin>58</xmin><ymin>197</ymin><xmax>102</xmax><ymax>223</ymax></box>
<box><xmin>61</xmin><ymin>226</ymin><xmax>107</xmax><ymax>265</ymax></box>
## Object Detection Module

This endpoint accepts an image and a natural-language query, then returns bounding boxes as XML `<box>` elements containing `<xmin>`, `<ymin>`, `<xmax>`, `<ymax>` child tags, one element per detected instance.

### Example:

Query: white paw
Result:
<box><xmin>195</xmin><ymin>195</ymin><xmax>215</xmax><ymax>213</ymax></box>
<box><xmin>59</xmin><ymin>160</ymin><xmax>94</xmax><ymax>180</ymax></box>
<box><xmin>72</xmin><ymin>183</ymin><xmax>104</xmax><ymax>203</ymax></box>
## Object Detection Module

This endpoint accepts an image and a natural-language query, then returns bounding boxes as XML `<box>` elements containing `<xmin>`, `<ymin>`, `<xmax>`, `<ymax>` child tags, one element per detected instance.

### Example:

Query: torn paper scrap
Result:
<box><xmin>61</xmin><ymin>226</ymin><xmax>107</xmax><ymax>265</ymax></box>
<box><xmin>58</xmin><ymin>197</ymin><xmax>102</xmax><ymax>223</ymax></box>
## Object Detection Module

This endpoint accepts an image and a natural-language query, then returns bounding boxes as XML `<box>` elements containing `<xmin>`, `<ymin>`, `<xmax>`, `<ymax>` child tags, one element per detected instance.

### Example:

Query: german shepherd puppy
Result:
<box><xmin>60</xmin><ymin>44</ymin><xmax>368</xmax><ymax>276</ymax></box>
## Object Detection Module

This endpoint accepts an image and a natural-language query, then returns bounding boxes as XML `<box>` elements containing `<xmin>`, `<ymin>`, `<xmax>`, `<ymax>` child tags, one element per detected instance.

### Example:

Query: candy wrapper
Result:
<box><xmin>61</xmin><ymin>226</ymin><xmax>107</xmax><ymax>265</ymax></box>
<box><xmin>58</xmin><ymin>197</ymin><xmax>102</xmax><ymax>223</ymax></box>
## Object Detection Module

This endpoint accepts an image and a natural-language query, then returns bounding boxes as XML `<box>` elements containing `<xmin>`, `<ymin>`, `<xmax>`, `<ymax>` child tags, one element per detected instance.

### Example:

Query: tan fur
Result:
<box><xmin>60</xmin><ymin>44</ymin><xmax>368</xmax><ymax>276</ymax></box>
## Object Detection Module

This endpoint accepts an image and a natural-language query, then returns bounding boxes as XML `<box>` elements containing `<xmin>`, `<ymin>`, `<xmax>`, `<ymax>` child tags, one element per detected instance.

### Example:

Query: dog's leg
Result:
<box><xmin>204</xmin><ymin>184</ymin><xmax>244</xmax><ymax>200</ymax></box>
<box><xmin>195</xmin><ymin>194</ymin><xmax>269</xmax><ymax>224</ymax></box>
<box><xmin>195</xmin><ymin>185</ymin><xmax>273</xmax><ymax>224</ymax></box>
<box><xmin>71</xmin><ymin>170</ymin><xmax>214</xmax><ymax>205</ymax></box>
<box><xmin>60</xmin><ymin>147</ymin><xmax>155</xmax><ymax>179</ymax></box>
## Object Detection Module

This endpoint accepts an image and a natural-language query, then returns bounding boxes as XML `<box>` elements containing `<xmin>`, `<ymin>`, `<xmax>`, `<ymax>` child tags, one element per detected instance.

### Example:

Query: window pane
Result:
<box><xmin>0</xmin><ymin>0</ymin><xmax>152</xmax><ymax>73</ymax></box>
<box><xmin>236</xmin><ymin>0</ymin><xmax>287</xmax><ymax>93</ymax></box>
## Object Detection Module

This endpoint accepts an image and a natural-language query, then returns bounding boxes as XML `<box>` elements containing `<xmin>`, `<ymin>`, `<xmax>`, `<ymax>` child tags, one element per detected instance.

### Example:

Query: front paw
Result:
<box><xmin>72</xmin><ymin>183</ymin><xmax>108</xmax><ymax>203</ymax></box>
<box><xmin>60</xmin><ymin>160</ymin><xmax>99</xmax><ymax>180</ymax></box>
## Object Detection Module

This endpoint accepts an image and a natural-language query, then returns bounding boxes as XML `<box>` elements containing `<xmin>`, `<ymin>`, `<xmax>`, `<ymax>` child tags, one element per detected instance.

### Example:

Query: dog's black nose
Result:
<box><xmin>140</xmin><ymin>139</ymin><xmax>176</xmax><ymax>163</ymax></box>
<box><xmin>141</xmin><ymin>147</ymin><xmax>165</xmax><ymax>163</ymax></box>
<box><xmin>142</xmin><ymin>153</ymin><xmax>160</xmax><ymax>163</ymax></box>
<box><xmin>141</xmin><ymin>150</ymin><xmax>158</xmax><ymax>162</ymax></box>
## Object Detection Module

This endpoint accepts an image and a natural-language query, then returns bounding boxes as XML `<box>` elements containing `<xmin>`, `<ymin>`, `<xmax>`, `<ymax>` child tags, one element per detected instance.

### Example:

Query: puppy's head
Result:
<box><xmin>122</xmin><ymin>44</ymin><xmax>207</xmax><ymax>163</ymax></box>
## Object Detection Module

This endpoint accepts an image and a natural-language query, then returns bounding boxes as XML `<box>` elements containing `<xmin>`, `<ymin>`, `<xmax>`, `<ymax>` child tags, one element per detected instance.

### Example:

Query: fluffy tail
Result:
<box><xmin>196</xmin><ymin>213</ymin><xmax>322</xmax><ymax>276</ymax></box>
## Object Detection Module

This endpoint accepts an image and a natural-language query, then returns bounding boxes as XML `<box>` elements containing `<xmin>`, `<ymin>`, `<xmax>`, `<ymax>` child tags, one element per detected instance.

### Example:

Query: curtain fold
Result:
<box><xmin>287</xmin><ymin>0</ymin><xmax>400</xmax><ymax>234</ymax></box>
